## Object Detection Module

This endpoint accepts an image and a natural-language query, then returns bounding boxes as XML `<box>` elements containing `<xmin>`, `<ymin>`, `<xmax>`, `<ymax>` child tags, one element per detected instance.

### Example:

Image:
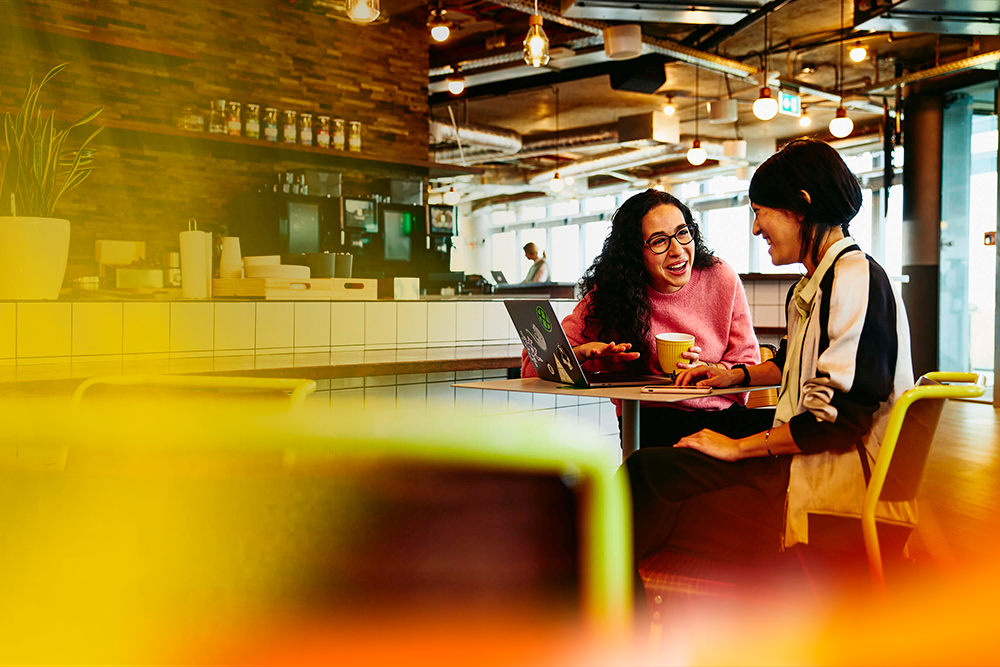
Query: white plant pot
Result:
<box><xmin>0</xmin><ymin>217</ymin><xmax>71</xmax><ymax>300</ymax></box>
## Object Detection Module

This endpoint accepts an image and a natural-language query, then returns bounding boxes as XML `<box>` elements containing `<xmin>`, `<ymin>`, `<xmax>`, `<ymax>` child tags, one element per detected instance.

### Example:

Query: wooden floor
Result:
<box><xmin>908</xmin><ymin>400</ymin><xmax>1000</xmax><ymax>571</ymax></box>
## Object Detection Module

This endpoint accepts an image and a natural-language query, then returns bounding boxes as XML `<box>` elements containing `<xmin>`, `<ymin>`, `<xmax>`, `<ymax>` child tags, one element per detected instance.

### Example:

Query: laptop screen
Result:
<box><xmin>491</xmin><ymin>270</ymin><xmax>508</xmax><ymax>284</ymax></box>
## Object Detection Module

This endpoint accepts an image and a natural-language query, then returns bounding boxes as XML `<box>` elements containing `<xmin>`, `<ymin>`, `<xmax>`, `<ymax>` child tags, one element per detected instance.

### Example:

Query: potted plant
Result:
<box><xmin>0</xmin><ymin>63</ymin><xmax>103</xmax><ymax>300</ymax></box>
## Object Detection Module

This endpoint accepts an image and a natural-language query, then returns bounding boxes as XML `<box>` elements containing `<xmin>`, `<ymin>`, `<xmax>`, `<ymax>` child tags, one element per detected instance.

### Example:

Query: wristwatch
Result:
<box><xmin>732</xmin><ymin>363</ymin><xmax>751</xmax><ymax>387</ymax></box>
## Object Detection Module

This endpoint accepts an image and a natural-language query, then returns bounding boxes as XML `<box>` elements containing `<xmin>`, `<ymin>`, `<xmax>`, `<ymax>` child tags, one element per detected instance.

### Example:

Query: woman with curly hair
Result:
<box><xmin>519</xmin><ymin>189</ymin><xmax>767</xmax><ymax>448</ymax></box>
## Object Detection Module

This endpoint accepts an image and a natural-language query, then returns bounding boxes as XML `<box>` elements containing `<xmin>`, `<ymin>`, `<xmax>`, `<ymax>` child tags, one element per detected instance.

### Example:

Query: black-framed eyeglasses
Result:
<box><xmin>643</xmin><ymin>224</ymin><xmax>696</xmax><ymax>255</ymax></box>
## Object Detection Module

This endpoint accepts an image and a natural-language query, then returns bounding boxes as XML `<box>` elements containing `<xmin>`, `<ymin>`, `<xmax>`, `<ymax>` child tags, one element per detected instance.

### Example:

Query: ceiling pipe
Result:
<box><xmin>429</xmin><ymin>120</ymin><xmax>522</xmax><ymax>156</ymax></box>
<box><xmin>850</xmin><ymin>49</ymin><xmax>1000</xmax><ymax>95</ymax></box>
<box><xmin>432</xmin><ymin>123</ymin><xmax>619</xmax><ymax>163</ymax></box>
<box><xmin>491</xmin><ymin>0</ymin><xmax>757</xmax><ymax>79</ymax></box>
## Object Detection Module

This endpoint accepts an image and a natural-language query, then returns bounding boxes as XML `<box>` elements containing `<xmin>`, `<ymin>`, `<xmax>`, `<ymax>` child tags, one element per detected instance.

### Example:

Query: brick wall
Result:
<box><xmin>0</xmin><ymin>0</ymin><xmax>429</xmax><ymax>277</ymax></box>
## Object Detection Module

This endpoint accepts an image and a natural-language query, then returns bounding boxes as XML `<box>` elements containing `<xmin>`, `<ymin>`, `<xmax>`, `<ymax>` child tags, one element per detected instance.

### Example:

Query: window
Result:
<box><xmin>584</xmin><ymin>220</ymin><xmax>612</xmax><ymax>273</ymax></box>
<box><xmin>550</xmin><ymin>225</ymin><xmax>581</xmax><ymax>283</ymax></box>
<box><xmin>521</xmin><ymin>205</ymin><xmax>547</xmax><ymax>222</ymax></box>
<box><xmin>551</xmin><ymin>199</ymin><xmax>580</xmax><ymax>217</ymax></box>
<box><xmin>491</xmin><ymin>231</ymin><xmax>518</xmax><ymax>283</ymax></box>
<box><xmin>701</xmin><ymin>206</ymin><xmax>751</xmax><ymax>274</ymax></box>
<box><xmin>585</xmin><ymin>195</ymin><xmax>617</xmax><ymax>214</ymax></box>
<box><xmin>491</xmin><ymin>210</ymin><xmax>516</xmax><ymax>226</ymax></box>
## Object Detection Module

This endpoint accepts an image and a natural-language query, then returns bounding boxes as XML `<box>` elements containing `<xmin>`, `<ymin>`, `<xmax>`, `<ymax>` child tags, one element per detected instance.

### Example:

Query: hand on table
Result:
<box><xmin>574</xmin><ymin>341</ymin><xmax>640</xmax><ymax>369</ymax></box>
<box><xmin>675</xmin><ymin>364</ymin><xmax>740</xmax><ymax>388</ymax></box>
<box><xmin>675</xmin><ymin>429</ymin><xmax>744</xmax><ymax>462</ymax></box>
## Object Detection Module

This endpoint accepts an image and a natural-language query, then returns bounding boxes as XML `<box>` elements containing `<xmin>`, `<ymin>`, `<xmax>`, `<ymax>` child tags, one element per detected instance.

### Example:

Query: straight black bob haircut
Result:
<box><xmin>748</xmin><ymin>138</ymin><xmax>862</xmax><ymax>268</ymax></box>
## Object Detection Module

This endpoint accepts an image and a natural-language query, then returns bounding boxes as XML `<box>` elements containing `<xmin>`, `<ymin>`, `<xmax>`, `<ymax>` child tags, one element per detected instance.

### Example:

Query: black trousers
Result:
<box><xmin>618</xmin><ymin>404</ymin><xmax>776</xmax><ymax>449</ymax></box>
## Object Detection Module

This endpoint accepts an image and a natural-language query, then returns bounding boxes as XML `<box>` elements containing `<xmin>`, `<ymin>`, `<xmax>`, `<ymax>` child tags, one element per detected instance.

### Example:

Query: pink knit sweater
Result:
<box><xmin>520</xmin><ymin>259</ymin><xmax>760</xmax><ymax>415</ymax></box>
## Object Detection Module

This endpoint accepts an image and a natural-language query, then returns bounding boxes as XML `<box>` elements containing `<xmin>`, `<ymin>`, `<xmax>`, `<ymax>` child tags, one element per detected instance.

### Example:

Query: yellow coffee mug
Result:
<box><xmin>655</xmin><ymin>333</ymin><xmax>695</xmax><ymax>377</ymax></box>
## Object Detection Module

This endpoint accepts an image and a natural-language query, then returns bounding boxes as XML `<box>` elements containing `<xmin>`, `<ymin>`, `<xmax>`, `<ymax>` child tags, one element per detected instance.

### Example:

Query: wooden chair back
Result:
<box><xmin>744</xmin><ymin>344</ymin><xmax>778</xmax><ymax>409</ymax></box>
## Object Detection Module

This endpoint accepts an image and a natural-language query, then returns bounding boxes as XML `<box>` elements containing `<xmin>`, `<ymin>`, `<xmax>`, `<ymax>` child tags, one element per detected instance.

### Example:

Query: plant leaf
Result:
<box><xmin>68</xmin><ymin>106</ymin><xmax>104</xmax><ymax>130</ymax></box>
<box><xmin>50</xmin><ymin>168</ymin><xmax>91</xmax><ymax>215</ymax></box>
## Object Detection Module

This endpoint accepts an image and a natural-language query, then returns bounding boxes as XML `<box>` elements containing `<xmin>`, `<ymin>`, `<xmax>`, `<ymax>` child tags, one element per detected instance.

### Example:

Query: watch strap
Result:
<box><xmin>733</xmin><ymin>363</ymin><xmax>751</xmax><ymax>387</ymax></box>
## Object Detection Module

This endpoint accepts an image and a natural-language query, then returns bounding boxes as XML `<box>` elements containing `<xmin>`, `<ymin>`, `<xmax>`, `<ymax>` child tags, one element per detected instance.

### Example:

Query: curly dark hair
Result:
<box><xmin>577</xmin><ymin>189</ymin><xmax>718</xmax><ymax>360</ymax></box>
<box><xmin>749</xmin><ymin>138</ymin><xmax>862</xmax><ymax>268</ymax></box>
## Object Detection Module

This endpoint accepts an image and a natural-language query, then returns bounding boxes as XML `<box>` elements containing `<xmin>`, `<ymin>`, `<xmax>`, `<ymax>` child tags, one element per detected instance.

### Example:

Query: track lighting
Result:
<box><xmin>523</xmin><ymin>1</ymin><xmax>549</xmax><ymax>68</ymax></box>
<box><xmin>753</xmin><ymin>87</ymin><xmax>778</xmax><ymax>120</ymax></box>
<box><xmin>850</xmin><ymin>41</ymin><xmax>867</xmax><ymax>62</ymax></box>
<box><xmin>829</xmin><ymin>107</ymin><xmax>853</xmax><ymax>138</ymax></box>
<box><xmin>446</xmin><ymin>75</ymin><xmax>465</xmax><ymax>95</ymax></box>
<box><xmin>687</xmin><ymin>140</ymin><xmax>707</xmax><ymax>166</ymax></box>
<box><xmin>345</xmin><ymin>0</ymin><xmax>379</xmax><ymax>23</ymax></box>
<box><xmin>443</xmin><ymin>187</ymin><xmax>460</xmax><ymax>205</ymax></box>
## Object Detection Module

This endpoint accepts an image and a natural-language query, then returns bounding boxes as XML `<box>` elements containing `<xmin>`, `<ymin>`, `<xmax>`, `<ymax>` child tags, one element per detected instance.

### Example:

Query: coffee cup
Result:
<box><xmin>655</xmin><ymin>333</ymin><xmax>695</xmax><ymax>377</ymax></box>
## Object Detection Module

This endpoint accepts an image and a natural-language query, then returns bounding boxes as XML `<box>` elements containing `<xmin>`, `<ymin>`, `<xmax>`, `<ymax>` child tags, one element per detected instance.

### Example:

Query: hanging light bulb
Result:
<box><xmin>446</xmin><ymin>75</ymin><xmax>465</xmax><ymax>95</ymax></box>
<box><xmin>653</xmin><ymin>184</ymin><xmax>665</xmax><ymax>192</ymax></box>
<box><xmin>549</xmin><ymin>172</ymin><xmax>565</xmax><ymax>192</ymax></box>
<box><xmin>443</xmin><ymin>187</ymin><xmax>460</xmax><ymax>205</ymax></box>
<box><xmin>687</xmin><ymin>139</ymin><xmax>707</xmax><ymax>166</ymax></box>
<box><xmin>663</xmin><ymin>97</ymin><xmax>676</xmax><ymax>115</ymax></box>
<box><xmin>345</xmin><ymin>0</ymin><xmax>379</xmax><ymax>23</ymax></box>
<box><xmin>523</xmin><ymin>13</ymin><xmax>549</xmax><ymax>67</ymax></box>
<box><xmin>799</xmin><ymin>109</ymin><xmax>812</xmax><ymax>127</ymax></box>
<box><xmin>753</xmin><ymin>87</ymin><xmax>778</xmax><ymax>120</ymax></box>
<box><xmin>829</xmin><ymin>107</ymin><xmax>853</xmax><ymax>138</ymax></box>
<box><xmin>849</xmin><ymin>41</ymin><xmax>867</xmax><ymax>62</ymax></box>
<box><xmin>430</xmin><ymin>21</ymin><xmax>450</xmax><ymax>42</ymax></box>
<box><xmin>564</xmin><ymin>175</ymin><xmax>574</xmax><ymax>186</ymax></box>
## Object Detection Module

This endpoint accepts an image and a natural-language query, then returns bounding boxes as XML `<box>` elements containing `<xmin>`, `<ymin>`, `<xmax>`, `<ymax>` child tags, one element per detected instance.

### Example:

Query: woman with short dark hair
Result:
<box><xmin>519</xmin><ymin>188</ymin><xmax>765</xmax><ymax>448</ymax></box>
<box><xmin>626</xmin><ymin>138</ymin><xmax>914</xmax><ymax>563</ymax></box>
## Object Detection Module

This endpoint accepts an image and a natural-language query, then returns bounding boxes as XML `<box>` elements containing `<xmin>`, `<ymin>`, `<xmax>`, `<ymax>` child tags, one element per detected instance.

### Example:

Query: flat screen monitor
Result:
<box><xmin>343</xmin><ymin>197</ymin><xmax>377</xmax><ymax>233</ymax></box>
<box><xmin>383</xmin><ymin>209</ymin><xmax>412</xmax><ymax>262</ymax></box>
<box><xmin>428</xmin><ymin>204</ymin><xmax>457</xmax><ymax>236</ymax></box>
<box><xmin>287</xmin><ymin>201</ymin><xmax>321</xmax><ymax>254</ymax></box>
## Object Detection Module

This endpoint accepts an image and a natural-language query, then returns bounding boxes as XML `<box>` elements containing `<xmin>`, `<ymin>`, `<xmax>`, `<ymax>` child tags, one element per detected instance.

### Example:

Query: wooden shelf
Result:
<box><xmin>96</xmin><ymin>119</ymin><xmax>483</xmax><ymax>178</ymax></box>
<box><xmin>0</xmin><ymin>18</ymin><xmax>198</xmax><ymax>67</ymax></box>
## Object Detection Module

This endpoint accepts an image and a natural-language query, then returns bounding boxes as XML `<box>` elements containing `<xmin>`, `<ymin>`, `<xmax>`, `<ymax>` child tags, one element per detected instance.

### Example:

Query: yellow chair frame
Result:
<box><xmin>71</xmin><ymin>374</ymin><xmax>317</xmax><ymax>408</ymax></box>
<box><xmin>863</xmin><ymin>371</ymin><xmax>985</xmax><ymax>595</ymax></box>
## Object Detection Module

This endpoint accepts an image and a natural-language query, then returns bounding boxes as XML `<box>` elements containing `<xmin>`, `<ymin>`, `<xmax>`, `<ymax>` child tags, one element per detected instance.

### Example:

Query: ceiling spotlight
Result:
<box><xmin>829</xmin><ymin>107</ymin><xmax>854</xmax><ymax>138</ymax></box>
<box><xmin>753</xmin><ymin>87</ymin><xmax>778</xmax><ymax>121</ymax></box>
<box><xmin>523</xmin><ymin>12</ymin><xmax>550</xmax><ymax>67</ymax></box>
<box><xmin>443</xmin><ymin>187</ymin><xmax>460</xmax><ymax>205</ymax></box>
<box><xmin>799</xmin><ymin>109</ymin><xmax>811</xmax><ymax>127</ymax></box>
<box><xmin>446</xmin><ymin>75</ymin><xmax>465</xmax><ymax>95</ymax></box>
<box><xmin>686</xmin><ymin>139</ymin><xmax>707</xmax><ymax>166</ymax></box>
<box><xmin>849</xmin><ymin>41</ymin><xmax>867</xmax><ymax>62</ymax></box>
<box><xmin>345</xmin><ymin>0</ymin><xmax>379</xmax><ymax>23</ymax></box>
<box><xmin>549</xmin><ymin>172</ymin><xmax>565</xmax><ymax>193</ymax></box>
<box><xmin>663</xmin><ymin>97</ymin><xmax>676</xmax><ymax>115</ymax></box>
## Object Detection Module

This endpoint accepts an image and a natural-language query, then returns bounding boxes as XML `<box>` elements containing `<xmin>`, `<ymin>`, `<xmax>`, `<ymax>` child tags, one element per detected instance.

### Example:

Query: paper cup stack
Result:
<box><xmin>219</xmin><ymin>237</ymin><xmax>243</xmax><ymax>279</ymax></box>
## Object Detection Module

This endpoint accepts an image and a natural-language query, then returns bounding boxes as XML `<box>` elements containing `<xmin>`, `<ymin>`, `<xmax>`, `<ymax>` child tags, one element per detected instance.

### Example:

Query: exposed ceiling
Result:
<box><xmin>378</xmin><ymin>0</ymin><xmax>1000</xmax><ymax>204</ymax></box>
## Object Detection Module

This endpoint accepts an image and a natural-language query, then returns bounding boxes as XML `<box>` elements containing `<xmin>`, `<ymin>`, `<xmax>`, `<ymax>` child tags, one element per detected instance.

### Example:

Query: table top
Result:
<box><xmin>452</xmin><ymin>377</ymin><xmax>770</xmax><ymax>403</ymax></box>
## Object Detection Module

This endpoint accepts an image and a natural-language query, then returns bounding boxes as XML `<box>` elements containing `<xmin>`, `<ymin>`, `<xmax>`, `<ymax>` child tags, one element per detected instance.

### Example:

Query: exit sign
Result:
<box><xmin>778</xmin><ymin>89</ymin><xmax>801</xmax><ymax>117</ymax></box>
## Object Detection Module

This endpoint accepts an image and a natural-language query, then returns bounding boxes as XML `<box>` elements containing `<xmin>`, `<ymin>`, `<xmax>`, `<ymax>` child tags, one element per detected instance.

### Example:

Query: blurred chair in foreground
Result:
<box><xmin>639</xmin><ymin>372</ymin><xmax>985</xmax><ymax>646</ymax></box>
<box><xmin>0</xmin><ymin>398</ymin><xmax>631</xmax><ymax>665</ymax></box>
<box><xmin>71</xmin><ymin>374</ymin><xmax>317</xmax><ymax>409</ymax></box>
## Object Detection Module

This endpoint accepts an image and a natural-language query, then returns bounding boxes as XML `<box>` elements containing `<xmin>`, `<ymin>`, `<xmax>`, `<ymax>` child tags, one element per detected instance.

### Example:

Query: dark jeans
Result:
<box><xmin>618</xmin><ymin>404</ymin><xmax>776</xmax><ymax>449</ymax></box>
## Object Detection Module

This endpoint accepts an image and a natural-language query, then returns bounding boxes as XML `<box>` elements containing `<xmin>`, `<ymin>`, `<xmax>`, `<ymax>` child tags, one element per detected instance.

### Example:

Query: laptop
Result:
<box><xmin>491</xmin><ymin>270</ymin><xmax>509</xmax><ymax>285</ymax></box>
<box><xmin>505</xmin><ymin>300</ymin><xmax>674</xmax><ymax>388</ymax></box>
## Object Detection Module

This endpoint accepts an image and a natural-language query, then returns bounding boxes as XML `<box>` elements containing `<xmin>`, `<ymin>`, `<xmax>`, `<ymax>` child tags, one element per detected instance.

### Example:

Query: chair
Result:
<box><xmin>744</xmin><ymin>344</ymin><xmax>778</xmax><ymax>409</ymax></box>
<box><xmin>71</xmin><ymin>374</ymin><xmax>317</xmax><ymax>408</ymax></box>
<box><xmin>0</xmin><ymin>398</ymin><xmax>632</xmax><ymax>663</ymax></box>
<box><xmin>638</xmin><ymin>372</ymin><xmax>986</xmax><ymax>638</ymax></box>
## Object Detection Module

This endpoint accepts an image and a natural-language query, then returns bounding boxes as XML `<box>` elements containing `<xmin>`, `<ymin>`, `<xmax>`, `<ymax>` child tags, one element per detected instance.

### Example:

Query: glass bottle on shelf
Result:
<box><xmin>332</xmin><ymin>118</ymin><xmax>346</xmax><ymax>150</ymax></box>
<box><xmin>299</xmin><ymin>112</ymin><xmax>313</xmax><ymax>147</ymax></box>
<box><xmin>282</xmin><ymin>110</ymin><xmax>298</xmax><ymax>144</ymax></box>
<box><xmin>209</xmin><ymin>99</ymin><xmax>227</xmax><ymax>134</ymax></box>
<box><xmin>178</xmin><ymin>105</ymin><xmax>204</xmax><ymax>132</ymax></box>
<box><xmin>316</xmin><ymin>115</ymin><xmax>330</xmax><ymax>148</ymax></box>
<box><xmin>348</xmin><ymin>121</ymin><xmax>362</xmax><ymax>152</ymax></box>
<box><xmin>263</xmin><ymin>107</ymin><xmax>279</xmax><ymax>142</ymax></box>
<box><xmin>226</xmin><ymin>101</ymin><xmax>242</xmax><ymax>136</ymax></box>
<box><xmin>245</xmin><ymin>103</ymin><xmax>261</xmax><ymax>139</ymax></box>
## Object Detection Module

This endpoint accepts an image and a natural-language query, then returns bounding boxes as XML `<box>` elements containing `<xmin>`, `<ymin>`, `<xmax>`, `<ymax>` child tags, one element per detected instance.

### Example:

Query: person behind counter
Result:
<box><xmin>522</xmin><ymin>243</ymin><xmax>549</xmax><ymax>283</ymax></box>
<box><xmin>625</xmin><ymin>138</ymin><xmax>914</xmax><ymax>567</ymax></box>
<box><xmin>519</xmin><ymin>189</ymin><xmax>766</xmax><ymax>448</ymax></box>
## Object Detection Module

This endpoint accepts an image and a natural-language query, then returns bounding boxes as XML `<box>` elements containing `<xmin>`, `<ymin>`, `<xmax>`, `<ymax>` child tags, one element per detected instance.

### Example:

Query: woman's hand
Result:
<box><xmin>674</xmin><ymin>364</ymin><xmax>740</xmax><ymax>388</ymax></box>
<box><xmin>675</xmin><ymin>345</ymin><xmax>702</xmax><ymax>370</ymax></box>
<box><xmin>675</xmin><ymin>429</ymin><xmax>744</xmax><ymax>462</ymax></box>
<box><xmin>574</xmin><ymin>341</ymin><xmax>640</xmax><ymax>368</ymax></box>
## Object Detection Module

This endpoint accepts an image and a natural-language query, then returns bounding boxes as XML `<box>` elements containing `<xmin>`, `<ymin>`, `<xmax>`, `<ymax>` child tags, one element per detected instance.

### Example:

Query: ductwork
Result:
<box><xmin>492</xmin><ymin>0</ymin><xmax>757</xmax><ymax>79</ymax></box>
<box><xmin>428</xmin><ymin>120</ymin><xmax>523</xmax><ymax>156</ymax></box>
<box><xmin>432</xmin><ymin>123</ymin><xmax>619</xmax><ymax>163</ymax></box>
<box><xmin>850</xmin><ymin>49</ymin><xmax>1000</xmax><ymax>96</ymax></box>
<box><xmin>527</xmin><ymin>140</ymin><xmax>731</xmax><ymax>185</ymax></box>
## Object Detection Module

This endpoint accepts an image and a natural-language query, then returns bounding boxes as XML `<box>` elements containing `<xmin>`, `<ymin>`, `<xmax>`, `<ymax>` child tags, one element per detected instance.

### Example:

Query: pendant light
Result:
<box><xmin>752</xmin><ymin>10</ymin><xmax>778</xmax><ymax>121</ymax></box>
<box><xmin>850</xmin><ymin>41</ymin><xmax>867</xmax><ymax>62</ymax></box>
<box><xmin>687</xmin><ymin>67</ymin><xmax>707</xmax><ymax>166</ymax></box>
<box><xmin>443</xmin><ymin>187</ymin><xmax>460</xmax><ymax>205</ymax></box>
<box><xmin>799</xmin><ymin>108</ymin><xmax>812</xmax><ymax>127</ymax></box>
<box><xmin>830</xmin><ymin>0</ymin><xmax>854</xmax><ymax>138</ymax></box>
<box><xmin>446</xmin><ymin>73</ymin><xmax>465</xmax><ymax>95</ymax></box>
<box><xmin>549</xmin><ymin>85</ymin><xmax>565</xmax><ymax>192</ymax></box>
<box><xmin>429</xmin><ymin>1</ymin><xmax>450</xmax><ymax>42</ymax></box>
<box><xmin>662</xmin><ymin>97</ymin><xmax>676</xmax><ymax>115</ymax></box>
<box><xmin>523</xmin><ymin>0</ymin><xmax>550</xmax><ymax>67</ymax></box>
<box><xmin>345</xmin><ymin>0</ymin><xmax>379</xmax><ymax>23</ymax></box>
